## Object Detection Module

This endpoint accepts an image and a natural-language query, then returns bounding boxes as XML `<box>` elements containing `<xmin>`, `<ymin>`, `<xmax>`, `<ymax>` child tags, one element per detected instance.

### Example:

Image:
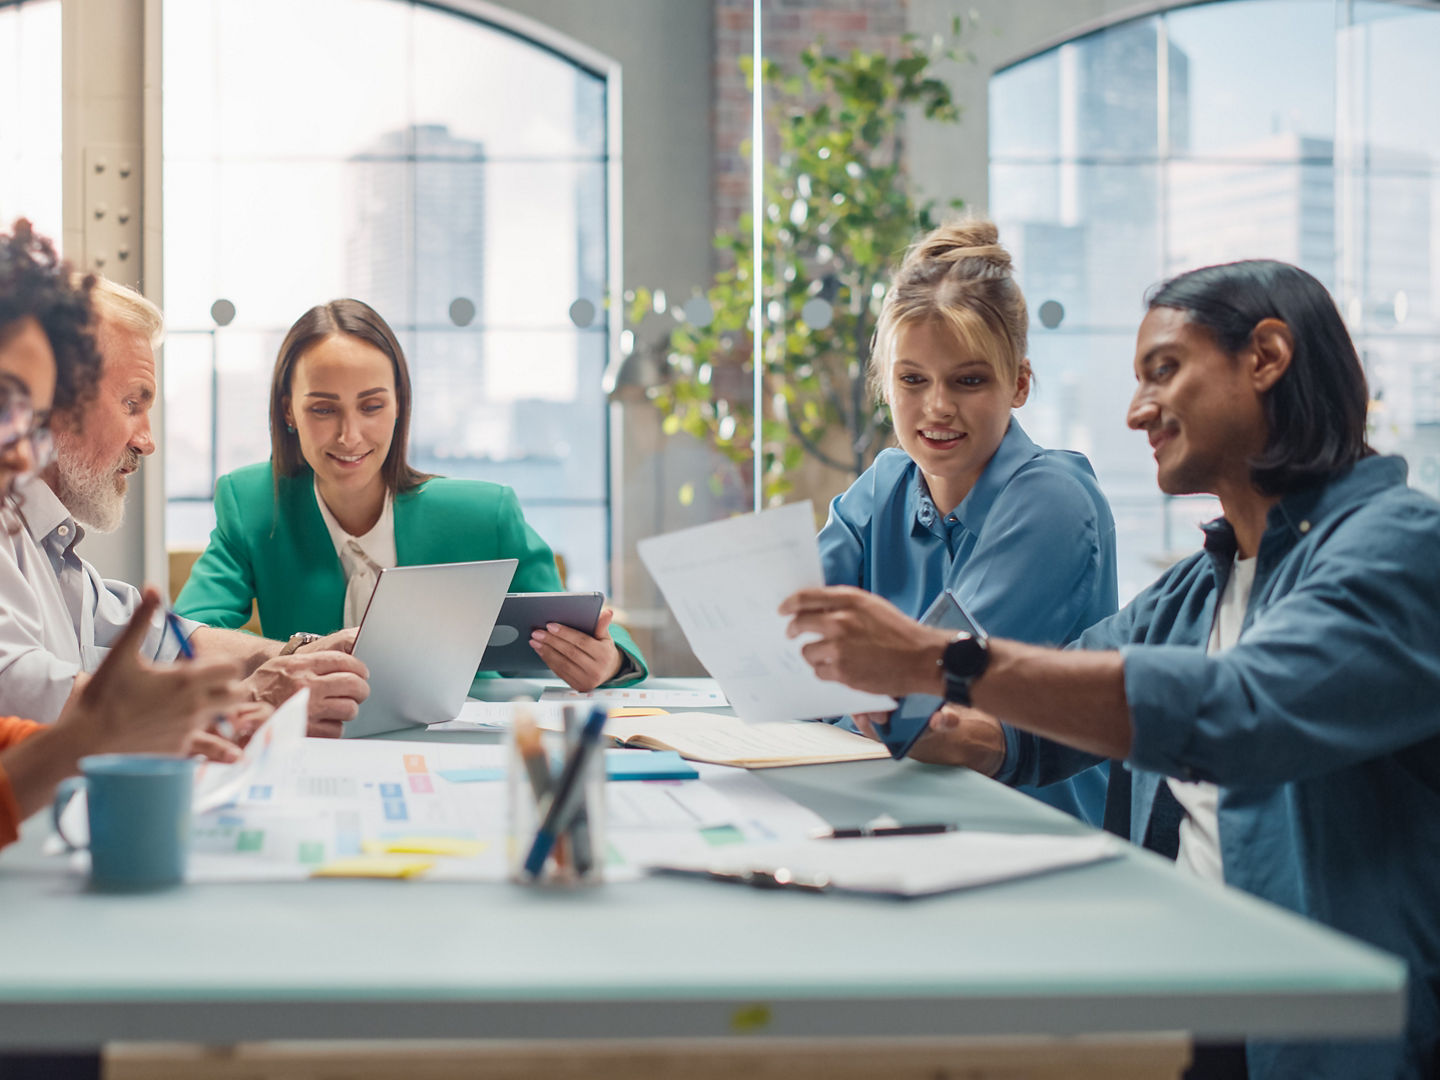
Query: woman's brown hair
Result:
<box><xmin>269</xmin><ymin>299</ymin><xmax>431</xmax><ymax>498</ymax></box>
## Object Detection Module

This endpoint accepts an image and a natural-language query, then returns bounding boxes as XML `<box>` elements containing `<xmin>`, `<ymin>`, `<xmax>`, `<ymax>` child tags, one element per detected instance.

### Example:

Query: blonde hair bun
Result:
<box><xmin>868</xmin><ymin>217</ymin><xmax>1029</xmax><ymax>405</ymax></box>
<box><xmin>904</xmin><ymin>219</ymin><xmax>1012</xmax><ymax>275</ymax></box>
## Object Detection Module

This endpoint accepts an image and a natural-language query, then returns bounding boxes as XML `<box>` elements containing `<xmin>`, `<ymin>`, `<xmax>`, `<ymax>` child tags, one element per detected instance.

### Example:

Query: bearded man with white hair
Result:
<box><xmin>0</xmin><ymin>276</ymin><xmax>370</xmax><ymax>736</ymax></box>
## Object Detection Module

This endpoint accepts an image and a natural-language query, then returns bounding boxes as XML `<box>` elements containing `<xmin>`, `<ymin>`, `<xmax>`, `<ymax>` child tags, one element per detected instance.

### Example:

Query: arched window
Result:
<box><xmin>162</xmin><ymin>0</ymin><xmax>616</xmax><ymax>590</ymax></box>
<box><xmin>990</xmin><ymin>0</ymin><xmax>1440</xmax><ymax>598</ymax></box>
<box><xmin>0</xmin><ymin>0</ymin><xmax>61</xmax><ymax>240</ymax></box>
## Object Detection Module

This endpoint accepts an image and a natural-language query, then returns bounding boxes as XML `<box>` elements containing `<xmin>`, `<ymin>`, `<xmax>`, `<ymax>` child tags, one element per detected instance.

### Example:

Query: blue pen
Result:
<box><xmin>523</xmin><ymin>706</ymin><xmax>607</xmax><ymax>879</ymax></box>
<box><xmin>164</xmin><ymin>609</ymin><xmax>195</xmax><ymax>660</ymax></box>
<box><xmin>166</xmin><ymin>608</ymin><xmax>234</xmax><ymax>740</ymax></box>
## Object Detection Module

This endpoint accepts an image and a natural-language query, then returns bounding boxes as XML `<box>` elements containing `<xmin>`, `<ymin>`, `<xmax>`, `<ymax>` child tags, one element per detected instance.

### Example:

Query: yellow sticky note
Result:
<box><xmin>363</xmin><ymin>837</ymin><xmax>489</xmax><ymax>858</ymax></box>
<box><xmin>609</xmin><ymin>707</ymin><xmax>669</xmax><ymax>718</ymax></box>
<box><xmin>311</xmin><ymin>855</ymin><xmax>434</xmax><ymax>879</ymax></box>
<box><xmin>729</xmin><ymin>1003</ymin><xmax>772</xmax><ymax>1033</ymax></box>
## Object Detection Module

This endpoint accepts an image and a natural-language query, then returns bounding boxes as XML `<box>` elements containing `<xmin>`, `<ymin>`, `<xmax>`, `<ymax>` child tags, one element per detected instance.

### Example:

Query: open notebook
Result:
<box><xmin>603</xmin><ymin>711</ymin><xmax>889</xmax><ymax>769</ymax></box>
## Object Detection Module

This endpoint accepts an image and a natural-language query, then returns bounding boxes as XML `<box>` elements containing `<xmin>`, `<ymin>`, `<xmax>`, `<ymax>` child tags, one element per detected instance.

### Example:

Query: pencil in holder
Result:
<box><xmin>507</xmin><ymin>705</ymin><xmax>607</xmax><ymax>886</ymax></box>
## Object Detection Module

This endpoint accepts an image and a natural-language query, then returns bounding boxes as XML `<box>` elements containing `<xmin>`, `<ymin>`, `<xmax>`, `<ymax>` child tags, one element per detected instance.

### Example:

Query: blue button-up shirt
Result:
<box><xmin>819</xmin><ymin>419</ymin><xmax>1117</xmax><ymax>824</ymax></box>
<box><xmin>997</xmin><ymin>456</ymin><xmax>1440</xmax><ymax>1079</ymax></box>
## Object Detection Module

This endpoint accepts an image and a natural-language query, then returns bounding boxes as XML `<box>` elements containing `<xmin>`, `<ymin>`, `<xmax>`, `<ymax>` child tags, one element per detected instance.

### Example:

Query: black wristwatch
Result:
<box><xmin>940</xmin><ymin>631</ymin><xmax>989</xmax><ymax>706</ymax></box>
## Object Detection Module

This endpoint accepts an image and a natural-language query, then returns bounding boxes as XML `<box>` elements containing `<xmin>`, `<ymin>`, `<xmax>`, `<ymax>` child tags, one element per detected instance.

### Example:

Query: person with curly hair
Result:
<box><xmin>0</xmin><ymin>262</ymin><xmax>370</xmax><ymax>734</ymax></box>
<box><xmin>0</xmin><ymin>219</ymin><xmax>247</xmax><ymax>852</ymax></box>
<box><xmin>0</xmin><ymin>219</ymin><xmax>101</xmax><ymax>417</ymax></box>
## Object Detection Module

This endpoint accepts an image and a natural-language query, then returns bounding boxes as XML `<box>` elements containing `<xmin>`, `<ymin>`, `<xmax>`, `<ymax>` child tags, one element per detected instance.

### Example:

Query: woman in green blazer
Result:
<box><xmin>176</xmin><ymin>299</ymin><xmax>646</xmax><ymax>691</ymax></box>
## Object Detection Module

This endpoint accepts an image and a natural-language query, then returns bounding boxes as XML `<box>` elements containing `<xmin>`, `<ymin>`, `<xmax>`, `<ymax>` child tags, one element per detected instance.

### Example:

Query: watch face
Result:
<box><xmin>942</xmin><ymin>632</ymin><xmax>988</xmax><ymax>679</ymax></box>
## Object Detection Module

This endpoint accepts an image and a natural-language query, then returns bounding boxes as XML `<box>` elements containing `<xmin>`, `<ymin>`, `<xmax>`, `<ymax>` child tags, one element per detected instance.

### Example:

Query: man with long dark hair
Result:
<box><xmin>783</xmin><ymin>260</ymin><xmax>1439</xmax><ymax>1080</ymax></box>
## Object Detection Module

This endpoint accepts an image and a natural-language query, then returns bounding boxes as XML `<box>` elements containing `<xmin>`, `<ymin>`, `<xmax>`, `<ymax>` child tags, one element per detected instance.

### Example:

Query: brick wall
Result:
<box><xmin>712</xmin><ymin>0</ymin><xmax>908</xmax><ymax>252</ymax></box>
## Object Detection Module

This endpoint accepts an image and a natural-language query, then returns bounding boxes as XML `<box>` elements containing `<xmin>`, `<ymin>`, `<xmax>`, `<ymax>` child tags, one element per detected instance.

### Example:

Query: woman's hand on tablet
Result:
<box><xmin>530</xmin><ymin>607</ymin><xmax>625</xmax><ymax>692</ymax></box>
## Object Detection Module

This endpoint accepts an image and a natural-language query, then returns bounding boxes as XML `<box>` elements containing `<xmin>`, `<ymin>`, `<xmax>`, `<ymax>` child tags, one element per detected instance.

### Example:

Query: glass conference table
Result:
<box><xmin>0</xmin><ymin>679</ymin><xmax>1405</xmax><ymax>1080</ymax></box>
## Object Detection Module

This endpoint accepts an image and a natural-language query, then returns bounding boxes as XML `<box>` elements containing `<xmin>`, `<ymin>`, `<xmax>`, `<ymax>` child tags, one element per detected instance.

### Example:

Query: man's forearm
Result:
<box><xmin>187</xmin><ymin>626</ymin><xmax>281</xmax><ymax>675</ymax></box>
<box><xmin>972</xmin><ymin>641</ymin><xmax>1133</xmax><ymax>760</ymax></box>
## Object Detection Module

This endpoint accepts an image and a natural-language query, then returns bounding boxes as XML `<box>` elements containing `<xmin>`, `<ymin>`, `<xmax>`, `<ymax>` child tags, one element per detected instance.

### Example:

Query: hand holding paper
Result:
<box><xmin>637</xmin><ymin>503</ymin><xmax>895</xmax><ymax>723</ymax></box>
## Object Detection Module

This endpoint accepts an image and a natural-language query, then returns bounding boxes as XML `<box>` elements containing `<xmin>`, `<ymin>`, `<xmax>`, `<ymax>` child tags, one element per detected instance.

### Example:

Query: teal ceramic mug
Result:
<box><xmin>52</xmin><ymin>754</ymin><xmax>196</xmax><ymax>890</ymax></box>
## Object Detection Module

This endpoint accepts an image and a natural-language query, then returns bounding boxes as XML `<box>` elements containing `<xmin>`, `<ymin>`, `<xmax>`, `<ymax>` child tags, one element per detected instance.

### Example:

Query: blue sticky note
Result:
<box><xmin>436</xmin><ymin>768</ymin><xmax>507</xmax><ymax>783</ymax></box>
<box><xmin>605</xmin><ymin>750</ymin><xmax>699</xmax><ymax>782</ymax></box>
<box><xmin>435</xmin><ymin>754</ymin><xmax>698</xmax><ymax>784</ymax></box>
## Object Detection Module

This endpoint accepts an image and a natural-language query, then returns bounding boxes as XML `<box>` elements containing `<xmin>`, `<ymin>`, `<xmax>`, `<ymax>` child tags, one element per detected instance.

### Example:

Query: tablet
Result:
<box><xmin>873</xmin><ymin>589</ymin><xmax>988</xmax><ymax>761</ymax></box>
<box><xmin>480</xmin><ymin>591</ymin><xmax>604</xmax><ymax>676</ymax></box>
<box><xmin>343</xmin><ymin>559</ymin><xmax>519</xmax><ymax>738</ymax></box>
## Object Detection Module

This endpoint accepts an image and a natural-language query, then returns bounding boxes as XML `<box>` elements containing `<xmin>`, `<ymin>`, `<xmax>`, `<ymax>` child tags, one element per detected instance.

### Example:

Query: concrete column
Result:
<box><xmin>61</xmin><ymin>0</ymin><xmax>165</xmax><ymax>589</ymax></box>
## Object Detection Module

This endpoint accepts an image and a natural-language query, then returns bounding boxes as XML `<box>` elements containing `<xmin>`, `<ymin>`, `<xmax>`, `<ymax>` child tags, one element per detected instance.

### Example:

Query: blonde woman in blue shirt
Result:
<box><xmin>819</xmin><ymin>219</ymin><xmax>1113</xmax><ymax>823</ymax></box>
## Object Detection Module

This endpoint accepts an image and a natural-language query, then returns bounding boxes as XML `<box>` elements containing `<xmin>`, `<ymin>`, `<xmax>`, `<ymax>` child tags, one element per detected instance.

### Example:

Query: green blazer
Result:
<box><xmin>175</xmin><ymin>462</ymin><xmax>646</xmax><ymax>686</ymax></box>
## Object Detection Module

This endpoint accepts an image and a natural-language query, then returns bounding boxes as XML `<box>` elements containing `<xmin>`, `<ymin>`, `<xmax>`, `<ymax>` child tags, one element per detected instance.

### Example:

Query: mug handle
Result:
<box><xmin>51</xmin><ymin>776</ymin><xmax>88</xmax><ymax>851</ymax></box>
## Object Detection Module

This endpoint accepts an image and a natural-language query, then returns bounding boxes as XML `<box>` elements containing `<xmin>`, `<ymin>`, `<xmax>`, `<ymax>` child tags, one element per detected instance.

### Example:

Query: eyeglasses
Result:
<box><xmin>0</xmin><ymin>377</ymin><xmax>55</xmax><ymax>472</ymax></box>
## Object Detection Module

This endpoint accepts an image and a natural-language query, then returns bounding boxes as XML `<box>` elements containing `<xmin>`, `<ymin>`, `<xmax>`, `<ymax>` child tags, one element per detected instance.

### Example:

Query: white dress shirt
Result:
<box><xmin>0</xmin><ymin>475</ymin><xmax>196</xmax><ymax>723</ymax></box>
<box><xmin>313</xmin><ymin>481</ymin><xmax>397</xmax><ymax>628</ymax></box>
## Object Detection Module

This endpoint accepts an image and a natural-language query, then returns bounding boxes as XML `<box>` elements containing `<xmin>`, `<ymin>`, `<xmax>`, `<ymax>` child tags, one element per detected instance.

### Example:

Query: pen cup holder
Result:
<box><xmin>507</xmin><ymin>719</ymin><xmax>607</xmax><ymax>887</ymax></box>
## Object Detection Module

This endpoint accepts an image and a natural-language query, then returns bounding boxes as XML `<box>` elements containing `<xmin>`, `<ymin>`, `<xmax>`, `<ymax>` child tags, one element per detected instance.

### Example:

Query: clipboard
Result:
<box><xmin>873</xmin><ymin>589</ymin><xmax>988</xmax><ymax>761</ymax></box>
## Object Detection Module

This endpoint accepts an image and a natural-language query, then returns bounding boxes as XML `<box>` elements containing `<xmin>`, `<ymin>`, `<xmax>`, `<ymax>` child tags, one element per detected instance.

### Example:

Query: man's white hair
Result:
<box><xmin>71</xmin><ymin>273</ymin><xmax>164</xmax><ymax>348</ymax></box>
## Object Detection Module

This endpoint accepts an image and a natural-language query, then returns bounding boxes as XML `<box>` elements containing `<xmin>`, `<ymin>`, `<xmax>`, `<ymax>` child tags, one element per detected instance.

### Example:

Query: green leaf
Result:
<box><xmin>634</xmin><ymin>30</ymin><xmax>971</xmax><ymax>500</ymax></box>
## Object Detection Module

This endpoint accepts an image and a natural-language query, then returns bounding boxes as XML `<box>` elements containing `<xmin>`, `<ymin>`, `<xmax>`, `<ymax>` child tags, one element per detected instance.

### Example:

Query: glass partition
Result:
<box><xmin>162</xmin><ymin>0</ymin><xmax>615</xmax><ymax>600</ymax></box>
<box><xmin>0</xmin><ymin>0</ymin><xmax>61</xmax><ymax>241</ymax></box>
<box><xmin>990</xmin><ymin>0</ymin><xmax>1440</xmax><ymax>597</ymax></box>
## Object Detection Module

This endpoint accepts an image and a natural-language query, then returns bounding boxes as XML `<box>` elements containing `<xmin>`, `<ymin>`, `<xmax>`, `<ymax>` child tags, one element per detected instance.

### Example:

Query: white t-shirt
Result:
<box><xmin>1168</xmin><ymin>555</ymin><xmax>1256</xmax><ymax>883</ymax></box>
<box><xmin>314</xmin><ymin>480</ymin><xmax>397</xmax><ymax>628</ymax></box>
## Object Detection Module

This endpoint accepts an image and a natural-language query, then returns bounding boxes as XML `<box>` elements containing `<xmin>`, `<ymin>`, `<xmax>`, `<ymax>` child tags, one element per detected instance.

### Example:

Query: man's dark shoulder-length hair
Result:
<box><xmin>1146</xmin><ymin>259</ymin><xmax>1374</xmax><ymax>496</ymax></box>
<box><xmin>268</xmin><ymin>298</ymin><xmax>433</xmax><ymax>502</ymax></box>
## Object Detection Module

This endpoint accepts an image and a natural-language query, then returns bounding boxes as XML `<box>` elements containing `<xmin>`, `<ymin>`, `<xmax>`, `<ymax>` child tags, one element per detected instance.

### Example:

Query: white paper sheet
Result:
<box><xmin>607</xmin><ymin>763</ymin><xmax>830</xmax><ymax>871</ymax></box>
<box><xmin>538</xmin><ymin>686</ymin><xmax>730</xmax><ymax>709</ymax></box>
<box><xmin>430</xmin><ymin>700</ymin><xmax>570</xmax><ymax>733</ymax></box>
<box><xmin>656</xmin><ymin>831</ymin><xmax>1123</xmax><ymax>897</ymax></box>
<box><xmin>637</xmin><ymin>502</ymin><xmax>896</xmax><ymax>723</ymax></box>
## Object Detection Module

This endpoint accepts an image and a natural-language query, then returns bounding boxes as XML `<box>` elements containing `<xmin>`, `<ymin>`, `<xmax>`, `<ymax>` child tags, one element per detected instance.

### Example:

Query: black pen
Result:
<box><xmin>810</xmin><ymin>823</ymin><xmax>957</xmax><ymax>840</ymax></box>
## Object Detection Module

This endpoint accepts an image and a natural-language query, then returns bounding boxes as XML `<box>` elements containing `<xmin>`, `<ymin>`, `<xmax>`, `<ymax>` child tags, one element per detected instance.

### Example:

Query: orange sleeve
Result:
<box><xmin>0</xmin><ymin>716</ymin><xmax>45</xmax><ymax>851</ymax></box>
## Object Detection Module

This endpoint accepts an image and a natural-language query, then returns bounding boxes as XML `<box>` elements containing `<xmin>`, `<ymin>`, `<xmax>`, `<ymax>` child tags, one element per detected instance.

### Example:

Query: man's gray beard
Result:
<box><xmin>50</xmin><ymin>447</ymin><xmax>134</xmax><ymax>533</ymax></box>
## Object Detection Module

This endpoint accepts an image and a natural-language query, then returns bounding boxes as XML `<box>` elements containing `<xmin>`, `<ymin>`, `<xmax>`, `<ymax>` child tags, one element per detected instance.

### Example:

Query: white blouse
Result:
<box><xmin>314</xmin><ymin>480</ymin><xmax>398</xmax><ymax>627</ymax></box>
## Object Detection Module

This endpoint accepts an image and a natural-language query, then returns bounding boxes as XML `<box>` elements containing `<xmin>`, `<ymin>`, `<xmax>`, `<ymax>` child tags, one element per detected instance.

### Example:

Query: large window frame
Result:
<box><xmin>989</xmin><ymin>0</ymin><xmax>1440</xmax><ymax>599</ymax></box>
<box><xmin>158</xmin><ymin>0</ymin><xmax>625</xmax><ymax>594</ymax></box>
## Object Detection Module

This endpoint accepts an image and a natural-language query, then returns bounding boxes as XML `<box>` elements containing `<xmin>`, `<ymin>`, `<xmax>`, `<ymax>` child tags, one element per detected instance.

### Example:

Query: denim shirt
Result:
<box><xmin>997</xmin><ymin>456</ymin><xmax>1440</xmax><ymax>1079</ymax></box>
<box><xmin>819</xmin><ymin>419</ymin><xmax>1118</xmax><ymax>824</ymax></box>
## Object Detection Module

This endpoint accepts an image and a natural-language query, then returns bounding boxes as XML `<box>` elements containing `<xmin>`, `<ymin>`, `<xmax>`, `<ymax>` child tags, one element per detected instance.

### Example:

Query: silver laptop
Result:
<box><xmin>343</xmin><ymin>559</ymin><xmax>518</xmax><ymax>738</ymax></box>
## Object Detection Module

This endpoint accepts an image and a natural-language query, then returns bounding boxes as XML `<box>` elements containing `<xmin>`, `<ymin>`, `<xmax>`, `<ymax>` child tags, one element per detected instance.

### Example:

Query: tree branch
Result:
<box><xmin>787</xmin><ymin>414</ymin><xmax>855</xmax><ymax>473</ymax></box>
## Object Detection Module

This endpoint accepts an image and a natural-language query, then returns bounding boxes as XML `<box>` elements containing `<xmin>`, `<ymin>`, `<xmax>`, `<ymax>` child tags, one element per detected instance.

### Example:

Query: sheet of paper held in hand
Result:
<box><xmin>637</xmin><ymin>501</ymin><xmax>896</xmax><ymax>724</ymax></box>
